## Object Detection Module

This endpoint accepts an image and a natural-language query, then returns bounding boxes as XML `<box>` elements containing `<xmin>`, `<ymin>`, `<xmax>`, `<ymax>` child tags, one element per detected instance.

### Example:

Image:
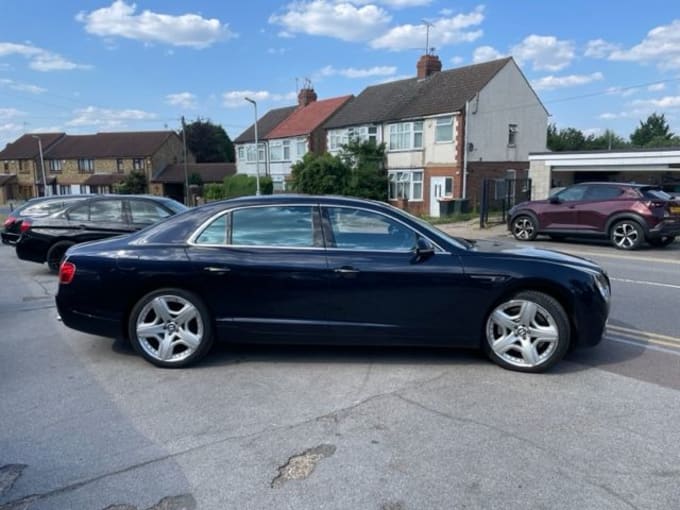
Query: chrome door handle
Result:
<box><xmin>334</xmin><ymin>267</ymin><xmax>359</xmax><ymax>274</ymax></box>
<box><xmin>203</xmin><ymin>266</ymin><xmax>231</xmax><ymax>273</ymax></box>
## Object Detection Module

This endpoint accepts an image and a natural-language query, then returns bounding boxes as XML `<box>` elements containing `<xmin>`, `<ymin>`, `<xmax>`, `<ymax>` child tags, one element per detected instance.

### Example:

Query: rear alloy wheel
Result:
<box><xmin>648</xmin><ymin>236</ymin><xmax>675</xmax><ymax>247</ymax></box>
<box><xmin>610</xmin><ymin>220</ymin><xmax>643</xmax><ymax>250</ymax></box>
<box><xmin>484</xmin><ymin>291</ymin><xmax>570</xmax><ymax>373</ymax></box>
<box><xmin>46</xmin><ymin>241</ymin><xmax>75</xmax><ymax>273</ymax></box>
<box><xmin>128</xmin><ymin>289</ymin><xmax>214</xmax><ymax>368</ymax></box>
<box><xmin>511</xmin><ymin>215</ymin><xmax>538</xmax><ymax>241</ymax></box>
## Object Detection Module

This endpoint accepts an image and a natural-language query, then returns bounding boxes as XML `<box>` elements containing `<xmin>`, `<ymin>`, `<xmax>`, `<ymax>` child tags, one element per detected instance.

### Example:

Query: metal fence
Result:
<box><xmin>479</xmin><ymin>177</ymin><xmax>531</xmax><ymax>228</ymax></box>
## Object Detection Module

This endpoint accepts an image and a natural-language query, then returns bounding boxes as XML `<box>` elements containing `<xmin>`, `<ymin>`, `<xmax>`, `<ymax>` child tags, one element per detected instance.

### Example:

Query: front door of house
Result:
<box><xmin>430</xmin><ymin>176</ymin><xmax>446</xmax><ymax>217</ymax></box>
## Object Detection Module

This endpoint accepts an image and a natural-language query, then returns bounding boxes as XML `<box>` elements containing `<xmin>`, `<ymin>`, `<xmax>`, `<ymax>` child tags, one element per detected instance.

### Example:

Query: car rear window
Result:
<box><xmin>641</xmin><ymin>188</ymin><xmax>672</xmax><ymax>200</ymax></box>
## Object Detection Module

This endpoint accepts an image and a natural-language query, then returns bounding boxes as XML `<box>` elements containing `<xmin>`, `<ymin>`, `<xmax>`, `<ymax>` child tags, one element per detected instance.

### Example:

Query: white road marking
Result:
<box><xmin>609</xmin><ymin>277</ymin><xmax>680</xmax><ymax>290</ymax></box>
<box><xmin>540</xmin><ymin>247</ymin><xmax>680</xmax><ymax>265</ymax></box>
<box><xmin>608</xmin><ymin>336</ymin><xmax>680</xmax><ymax>356</ymax></box>
<box><xmin>607</xmin><ymin>324</ymin><xmax>680</xmax><ymax>343</ymax></box>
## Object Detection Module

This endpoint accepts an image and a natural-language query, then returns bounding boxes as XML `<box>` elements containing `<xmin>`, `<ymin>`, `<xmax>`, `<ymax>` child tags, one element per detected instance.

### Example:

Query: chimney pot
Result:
<box><xmin>298</xmin><ymin>87</ymin><xmax>317</xmax><ymax>107</ymax></box>
<box><xmin>417</xmin><ymin>54</ymin><xmax>442</xmax><ymax>79</ymax></box>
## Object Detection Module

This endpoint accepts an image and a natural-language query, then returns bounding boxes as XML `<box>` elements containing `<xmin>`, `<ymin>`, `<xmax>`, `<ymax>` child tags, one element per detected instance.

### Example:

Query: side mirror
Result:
<box><xmin>412</xmin><ymin>237</ymin><xmax>435</xmax><ymax>263</ymax></box>
<box><xmin>549</xmin><ymin>195</ymin><xmax>561</xmax><ymax>204</ymax></box>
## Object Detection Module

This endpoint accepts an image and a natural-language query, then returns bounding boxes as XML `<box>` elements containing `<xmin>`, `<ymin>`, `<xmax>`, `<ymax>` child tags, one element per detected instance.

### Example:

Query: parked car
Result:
<box><xmin>56</xmin><ymin>195</ymin><xmax>611</xmax><ymax>373</ymax></box>
<box><xmin>508</xmin><ymin>182</ymin><xmax>680</xmax><ymax>249</ymax></box>
<box><xmin>16</xmin><ymin>195</ymin><xmax>187</xmax><ymax>272</ymax></box>
<box><xmin>2</xmin><ymin>195</ymin><xmax>93</xmax><ymax>245</ymax></box>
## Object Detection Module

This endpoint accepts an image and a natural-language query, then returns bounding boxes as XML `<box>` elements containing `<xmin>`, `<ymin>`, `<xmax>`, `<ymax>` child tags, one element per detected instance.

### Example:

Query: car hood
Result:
<box><xmin>469</xmin><ymin>239</ymin><xmax>602</xmax><ymax>271</ymax></box>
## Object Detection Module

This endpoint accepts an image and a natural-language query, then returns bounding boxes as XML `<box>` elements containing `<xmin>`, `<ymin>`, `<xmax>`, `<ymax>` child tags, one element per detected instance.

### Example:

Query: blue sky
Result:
<box><xmin>1</xmin><ymin>0</ymin><xmax>679</xmax><ymax>149</ymax></box>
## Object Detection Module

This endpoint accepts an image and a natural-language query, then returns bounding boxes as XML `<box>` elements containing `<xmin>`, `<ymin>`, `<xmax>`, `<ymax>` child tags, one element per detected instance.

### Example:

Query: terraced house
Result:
<box><xmin>324</xmin><ymin>55</ymin><xmax>548</xmax><ymax>217</ymax></box>
<box><xmin>0</xmin><ymin>131</ymin><xmax>191</xmax><ymax>201</ymax></box>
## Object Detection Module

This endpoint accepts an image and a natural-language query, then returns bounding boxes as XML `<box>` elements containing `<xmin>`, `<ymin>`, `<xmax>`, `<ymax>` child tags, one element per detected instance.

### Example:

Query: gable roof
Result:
<box><xmin>266</xmin><ymin>95</ymin><xmax>353</xmax><ymax>140</ymax></box>
<box><xmin>45</xmin><ymin>131</ymin><xmax>177</xmax><ymax>158</ymax></box>
<box><xmin>0</xmin><ymin>133</ymin><xmax>66</xmax><ymax>160</ymax></box>
<box><xmin>324</xmin><ymin>57</ymin><xmax>513</xmax><ymax>129</ymax></box>
<box><xmin>151</xmin><ymin>162</ymin><xmax>237</xmax><ymax>184</ymax></box>
<box><xmin>234</xmin><ymin>105</ymin><xmax>297</xmax><ymax>144</ymax></box>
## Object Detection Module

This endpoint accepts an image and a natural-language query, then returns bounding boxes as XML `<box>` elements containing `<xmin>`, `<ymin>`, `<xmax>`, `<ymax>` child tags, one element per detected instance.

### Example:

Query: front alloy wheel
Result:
<box><xmin>511</xmin><ymin>215</ymin><xmax>538</xmax><ymax>241</ymax></box>
<box><xmin>129</xmin><ymin>289</ymin><xmax>213</xmax><ymax>368</ymax></box>
<box><xmin>484</xmin><ymin>291</ymin><xmax>570</xmax><ymax>372</ymax></box>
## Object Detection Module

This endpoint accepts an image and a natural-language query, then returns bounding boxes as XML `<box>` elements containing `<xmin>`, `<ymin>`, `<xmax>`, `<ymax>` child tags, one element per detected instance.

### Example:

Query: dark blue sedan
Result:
<box><xmin>56</xmin><ymin>195</ymin><xmax>611</xmax><ymax>372</ymax></box>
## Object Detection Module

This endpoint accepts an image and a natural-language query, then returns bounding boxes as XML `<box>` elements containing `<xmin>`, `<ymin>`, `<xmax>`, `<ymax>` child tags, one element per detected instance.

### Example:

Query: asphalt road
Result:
<box><xmin>1</xmin><ymin>238</ymin><xmax>679</xmax><ymax>510</ymax></box>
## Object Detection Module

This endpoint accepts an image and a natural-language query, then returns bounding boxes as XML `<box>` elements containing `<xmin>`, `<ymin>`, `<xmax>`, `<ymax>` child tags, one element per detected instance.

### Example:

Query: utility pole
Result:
<box><xmin>244</xmin><ymin>97</ymin><xmax>261</xmax><ymax>195</ymax></box>
<box><xmin>32</xmin><ymin>135</ymin><xmax>48</xmax><ymax>197</ymax></box>
<box><xmin>181</xmin><ymin>116</ymin><xmax>189</xmax><ymax>205</ymax></box>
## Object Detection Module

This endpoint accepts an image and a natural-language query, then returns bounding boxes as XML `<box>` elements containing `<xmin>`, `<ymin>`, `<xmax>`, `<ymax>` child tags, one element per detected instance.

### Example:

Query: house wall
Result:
<box><xmin>467</xmin><ymin>60</ymin><xmax>547</xmax><ymax>162</ymax></box>
<box><xmin>151</xmin><ymin>135</ymin><xmax>188</xmax><ymax>180</ymax></box>
<box><xmin>384</xmin><ymin>114</ymin><xmax>460</xmax><ymax>169</ymax></box>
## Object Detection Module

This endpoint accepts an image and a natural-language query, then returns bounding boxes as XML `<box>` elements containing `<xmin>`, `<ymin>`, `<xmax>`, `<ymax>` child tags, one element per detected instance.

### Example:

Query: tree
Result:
<box><xmin>290</xmin><ymin>153</ymin><xmax>350</xmax><ymax>195</ymax></box>
<box><xmin>583</xmin><ymin>129</ymin><xmax>628</xmax><ymax>150</ymax></box>
<box><xmin>547</xmin><ymin>124</ymin><xmax>587</xmax><ymax>151</ymax></box>
<box><xmin>338</xmin><ymin>140</ymin><xmax>387</xmax><ymax>200</ymax></box>
<box><xmin>116</xmin><ymin>170</ymin><xmax>147</xmax><ymax>194</ymax></box>
<box><xmin>630</xmin><ymin>113</ymin><xmax>674</xmax><ymax>147</ymax></box>
<box><xmin>183</xmin><ymin>118</ymin><xmax>235</xmax><ymax>162</ymax></box>
<box><xmin>223</xmin><ymin>174</ymin><xmax>272</xmax><ymax>197</ymax></box>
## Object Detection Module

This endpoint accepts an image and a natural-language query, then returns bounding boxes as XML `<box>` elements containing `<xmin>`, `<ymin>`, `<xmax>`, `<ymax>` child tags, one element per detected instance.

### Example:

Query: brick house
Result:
<box><xmin>0</xmin><ymin>131</ymin><xmax>191</xmax><ymax>201</ymax></box>
<box><xmin>150</xmin><ymin>162</ymin><xmax>236</xmax><ymax>203</ymax></box>
<box><xmin>234</xmin><ymin>88</ymin><xmax>352</xmax><ymax>191</ymax></box>
<box><xmin>324</xmin><ymin>54</ymin><xmax>548</xmax><ymax>216</ymax></box>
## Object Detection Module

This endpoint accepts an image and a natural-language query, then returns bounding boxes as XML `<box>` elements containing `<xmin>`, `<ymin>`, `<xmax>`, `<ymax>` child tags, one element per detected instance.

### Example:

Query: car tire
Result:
<box><xmin>648</xmin><ymin>236</ymin><xmax>675</xmax><ymax>247</ymax></box>
<box><xmin>128</xmin><ymin>288</ymin><xmax>214</xmax><ymax>368</ymax></box>
<box><xmin>610</xmin><ymin>220</ymin><xmax>643</xmax><ymax>250</ymax></box>
<box><xmin>511</xmin><ymin>215</ymin><xmax>538</xmax><ymax>241</ymax></box>
<box><xmin>46</xmin><ymin>241</ymin><xmax>75</xmax><ymax>273</ymax></box>
<box><xmin>483</xmin><ymin>291</ymin><xmax>570</xmax><ymax>373</ymax></box>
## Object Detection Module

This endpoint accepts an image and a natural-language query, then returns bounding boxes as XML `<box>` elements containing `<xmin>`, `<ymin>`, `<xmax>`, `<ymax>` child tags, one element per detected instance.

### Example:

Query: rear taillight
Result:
<box><xmin>59</xmin><ymin>261</ymin><xmax>76</xmax><ymax>284</ymax></box>
<box><xmin>3</xmin><ymin>215</ymin><xmax>15</xmax><ymax>227</ymax></box>
<box><xmin>19</xmin><ymin>219</ymin><xmax>32</xmax><ymax>233</ymax></box>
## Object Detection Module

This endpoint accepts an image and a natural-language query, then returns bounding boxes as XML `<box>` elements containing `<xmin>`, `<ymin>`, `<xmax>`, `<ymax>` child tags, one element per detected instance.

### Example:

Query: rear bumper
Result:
<box><xmin>649</xmin><ymin>218</ymin><xmax>680</xmax><ymax>238</ymax></box>
<box><xmin>1</xmin><ymin>232</ymin><xmax>19</xmax><ymax>245</ymax></box>
<box><xmin>56</xmin><ymin>295</ymin><xmax>123</xmax><ymax>339</ymax></box>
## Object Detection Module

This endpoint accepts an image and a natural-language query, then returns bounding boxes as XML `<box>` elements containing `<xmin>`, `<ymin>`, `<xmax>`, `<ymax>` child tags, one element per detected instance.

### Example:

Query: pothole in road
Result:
<box><xmin>271</xmin><ymin>444</ymin><xmax>336</xmax><ymax>488</ymax></box>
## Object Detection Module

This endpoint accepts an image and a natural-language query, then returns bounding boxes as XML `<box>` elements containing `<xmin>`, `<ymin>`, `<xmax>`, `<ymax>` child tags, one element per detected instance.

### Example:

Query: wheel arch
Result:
<box><xmin>605</xmin><ymin>213</ymin><xmax>650</xmax><ymax>237</ymax></box>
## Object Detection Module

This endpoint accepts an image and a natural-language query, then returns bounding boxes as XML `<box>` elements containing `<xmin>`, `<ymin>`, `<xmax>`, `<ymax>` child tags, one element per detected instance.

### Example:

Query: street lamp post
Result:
<box><xmin>244</xmin><ymin>97</ymin><xmax>261</xmax><ymax>195</ymax></box>
<box><xmin>181</xmin><ymin>116</ymin><xmax>189</xmax><ymax>205</ymax></box>
<box><xmin>32</xmin><ymin>135</ymin><xmax>48</xmax><ymax>197</ymax></box>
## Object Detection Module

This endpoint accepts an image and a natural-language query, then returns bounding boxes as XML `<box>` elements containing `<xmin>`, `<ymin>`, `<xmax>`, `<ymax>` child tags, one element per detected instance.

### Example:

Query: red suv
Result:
<box><xmin>508</xmin><ymin>182</ymin><xmax>680</xmax><ymax>250</ymax></box>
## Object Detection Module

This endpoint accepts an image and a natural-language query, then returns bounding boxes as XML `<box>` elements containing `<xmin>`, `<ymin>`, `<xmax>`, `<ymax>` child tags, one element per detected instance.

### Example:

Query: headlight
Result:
<box><xmin>591</xmin><ymin>270</ymin><xmax>611</xmax><ymax>302</ymax></box>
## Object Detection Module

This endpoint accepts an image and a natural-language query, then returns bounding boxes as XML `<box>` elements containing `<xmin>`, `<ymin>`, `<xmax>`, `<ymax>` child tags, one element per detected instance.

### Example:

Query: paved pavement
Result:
<box><xmin>436</xmin><ymin>219</ymin><xmax>510</xmax><ymax>240</ymax></box>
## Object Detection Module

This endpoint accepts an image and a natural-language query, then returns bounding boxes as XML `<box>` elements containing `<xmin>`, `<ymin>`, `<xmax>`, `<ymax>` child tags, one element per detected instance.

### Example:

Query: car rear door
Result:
<box><xmin>320</xmin><ymin>205</ymin><xmax>468</xmax><ymax>345</ymax></box>
<box><xmin>186</xmin><ymin>203</ymin><xmax>331</xmax><ymax>340</ymax></box>
<box><xmin>127</xmin><ymin>198</ymin><xmax>175</xmax><ymax>229</ymax></box>
<box><xmin>67</xmin><ymin>198</ymin><xmax>131</xmax><ymax>241</ymax></box>
<box><xmin>574</xmin><ymin>184</ymin><xmax>627</xmax><ymax>232</ymax></box>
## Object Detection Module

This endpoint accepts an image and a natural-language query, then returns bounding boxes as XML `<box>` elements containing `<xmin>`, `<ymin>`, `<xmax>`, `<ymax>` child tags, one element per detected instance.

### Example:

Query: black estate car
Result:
<box><xmin>56</xmin><ymin>195</ymin><xmax>611</xmax><ymax>373</ymax></box>
<box><xmin>16</xmin><ymin>195</ymin><xmax>187</xmax><ymax>272</ymax></box>
<box><xmin>2</xmin><ymin>194</ymin><xmax>92</xmax><ymax>245</ymax></box>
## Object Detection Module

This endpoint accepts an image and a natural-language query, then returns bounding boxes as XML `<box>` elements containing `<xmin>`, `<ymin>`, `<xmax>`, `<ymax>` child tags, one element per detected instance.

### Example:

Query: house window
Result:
<box><xmin>435</xmin><ymin>117</ymin><xmax>453</xmax><ymax>142</ymax></box>
<box><xmin>237</xmin><ymin>146</ymin><xmax>245</xmax><ymax>161</ymax></box>
<box><xmin>444</xmin><ymin>176</ymin><xmax>453</xmax><ymax>197</ymax></box>
<box><xmin>48</xmin><ymin>159</ymin><xmax>63</xmax><ymax>172</ymax></box>
<box><xmin>508</xmin><ymin>124</ymin><xmax>518</xmax><ymax>146</ymax></box>
<box><xmin>296</xmin><ymin>137</ymin><xmax>307</xmax><ymax>158</ymax></box>
<box><xmin>78</xmin><ymin>159</ymin><xmax>95</xmax><ymax>173</ymax></box>
<box><xmin>117</xmin><ymin>159</ymin><xmax>124</xmax><ymax>173</ymax></box>
<box><xmin>133</xmin><ymin>158</ymin><xmax>144</xmax><ymax>170</ymax></box>
<box><xmin>80</xmin><ymin>185</ymin><xmax>90</xmax><ymax>194</ymax></box>
<box><xmin>269</xmin><ymin>140</ymin><xmax>290</xmax><ymax>162</ymax></box>
<box><xmin>388</xmin><ymin>121</ymin><xmax>423</xmax><ymax>151</ymax></box>
<box><xmin>19</xmin><ymin>160</ymin><xmax>28</xmax><ymax>173</ymax></box>
<box><xmin>3</xmin><ymin>161</ymin><xmax>8</xmax><ymax>173</ymax></box>
<box><xmin>245</xmin><ymin>143</ymin><xmax>264</xmax><ymax>162</ymax></box>
<box><xmin>388</xmin><ymin>170</ymin><xmax>423</xmax><ymax>201</ymax></box>
<box><xmin>328</xmin><ymin>125</ymin><xmax>379</xmax><ymax>151</ymax></box>
<box><xmin>59</xmin><ymin>185</ymin><xmax>71</xmax><ymax>195</ymax></box>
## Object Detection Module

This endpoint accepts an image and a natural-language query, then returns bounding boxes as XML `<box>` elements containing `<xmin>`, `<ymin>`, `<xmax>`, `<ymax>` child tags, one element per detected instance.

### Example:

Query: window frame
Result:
<box><xmin>388</xmin><ymin>121</ymin><xmax>423</xmax><ymax>151</ymax></box>
<box><xmin>48</xmin><ymin>159</ymin><xmax>63</xmax><ymax>173</ymax></box>
<box><xmin>78</xmin><ymin>158</ymin><xmax>95</xmax><ymax>173</ymax></box>
<box><xmin>508</xmin><ymin>124</ymin><xmax>518</xmax><ymax>147</ymax></box>
<box><xmin>434</xmin><ymin>116</ymin><xmax>454</xmax><ymax>143</ymax></box>
<box><xmin>388</xmin><ymin>170</ymin><xmax>424</xmax><ymax>201</ymax></box>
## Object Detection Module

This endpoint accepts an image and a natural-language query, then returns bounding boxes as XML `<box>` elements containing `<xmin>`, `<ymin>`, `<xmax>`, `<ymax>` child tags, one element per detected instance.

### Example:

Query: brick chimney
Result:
<box><xmin>417</xmin><ymin>54</ymin><xmax>442</xmax><ymax>79</ymax></box>
<box><xmin>298</xmin><ymin>87</ymin><xmax>317</xmax><ymax>107</ymax></box>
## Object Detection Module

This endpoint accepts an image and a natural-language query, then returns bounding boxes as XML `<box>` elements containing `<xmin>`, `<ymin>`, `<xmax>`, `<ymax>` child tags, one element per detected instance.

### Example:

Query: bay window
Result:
<box><xmin>388</xmin><ymin>170</ymin><xmax>423</xmax><ymax>201</ymax></box>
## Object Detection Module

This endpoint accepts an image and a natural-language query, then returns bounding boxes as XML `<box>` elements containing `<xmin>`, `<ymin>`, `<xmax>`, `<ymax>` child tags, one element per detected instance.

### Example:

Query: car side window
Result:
<box><xmin>88</xmin><ymin>200</ymin><xmax>124</xmax><ymax>223</ymax></box>
<box><xmin>68</xmin><ymin>202</ymin><xmax>90</xmax><ymax>221</ymax></box>
<box><xmin>195</xmin><ymin>213</ymin><xmax>230</xmax><ymax>245</ymax></box>
<box><xmin>324</xmin><ymin>207</ymin><xmax>416</xmax><ymax>251</ymax></box>
<box><xmin>584</xmin><ymin>186</ymin><xmax>623</xmax><ymax>200</ymax></box>
<box><xmin>129</xmin><ymin>200</ymin><xmax>172</xmax><ymax>224</ymax></box>
<box><xmin>556</xmin><ymin>185</ymin><xmax>587</xmax><ymax>202</ymax></box>
<box><xmin>231</xmin><ymin>206</ymin><xmax>315</xmax><ymax>247</ymax></box>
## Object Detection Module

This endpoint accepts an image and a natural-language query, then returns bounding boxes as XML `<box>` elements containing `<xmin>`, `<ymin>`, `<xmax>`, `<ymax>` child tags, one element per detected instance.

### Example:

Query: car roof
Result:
<box><xmin>571</xmin><ymin>182</ymin><xmax>658</xmax><ymax>188</ymax></box>
<box><xmin>198</xmin><ymin>193</ymin><xmax>393</xmax><ymax>211</ymax></box>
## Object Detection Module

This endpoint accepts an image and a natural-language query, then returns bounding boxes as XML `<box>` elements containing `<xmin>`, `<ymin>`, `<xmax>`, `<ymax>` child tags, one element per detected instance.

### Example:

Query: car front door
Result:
<box><xmin>187</xmin><ymin>204</ymin><xmax>330</xmax><ymax>340</ymax></box>
<box><xmin>540</xmin><ymin>184</ymin><xmax>588</xmax><ymax>230</ymax></box>
<box><xmin>66</xmin><ymin>198</ymin><xmax>131</xmax><ymax>241</ymax></box>
<box><xmin>321</xmin><ymin>205</ymin><xmax>467</xmax><ymax>345</ymax></box>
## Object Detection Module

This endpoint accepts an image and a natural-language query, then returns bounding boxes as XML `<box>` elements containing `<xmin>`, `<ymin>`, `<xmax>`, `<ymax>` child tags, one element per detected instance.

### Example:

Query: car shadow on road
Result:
<box><xmin>534</xmin><ymin>235</ymin><xmax>679</xmax><ymax>252</ymax></box>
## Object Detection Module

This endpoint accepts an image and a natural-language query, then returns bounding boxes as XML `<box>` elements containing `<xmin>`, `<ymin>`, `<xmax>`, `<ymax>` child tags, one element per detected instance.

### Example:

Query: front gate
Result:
<box><xmin>479</xmin><ymin>177</ymin><xmax>531</xmax><ymax>228</ymax></box>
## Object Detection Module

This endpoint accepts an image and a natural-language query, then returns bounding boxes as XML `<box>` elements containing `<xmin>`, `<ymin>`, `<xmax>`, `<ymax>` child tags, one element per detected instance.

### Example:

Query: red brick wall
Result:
<box><xmin>466</xmin><ymin>161</ymin><xmax>529</xmax><ymax>209</ymax></box>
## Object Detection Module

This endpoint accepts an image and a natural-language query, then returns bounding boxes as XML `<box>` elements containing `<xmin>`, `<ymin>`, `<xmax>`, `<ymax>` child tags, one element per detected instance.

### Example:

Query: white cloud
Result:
<box><xmin>355</xmin><ymin>0</ymin><xmax>432</xmax><ymax>6</ymax></box>
<box><xmin>450</xmin><ymin>56</ymin><xmax>464</xmax><ymax>65</ymax></box>
<box><xmin>472</xmin><ymin>45</ymin><xmax>504</xmax><ymax>63</ymax></box>
<box><xmin>584</xmin><ymin>39</ymin><xmax>620</xmax><ymax>59</ymax></box>
<box><xmin>76</xmin><ymin>0</ymin><xmax>232</xmax><ymax>49</ymax></box>
<box><xmin>318</xmin><ymin>64</ymin><xmax>397</xmax><ymax>78</ymax></box>
<box><xmin>165</xmin><ymin>92</ymin><xmax>197</xmax><ymax>109</ymax></box>
<box><xmin>222</xmin><ymin>90</ymin><xmax>297</xmax><ymax>108</ymax></box>
<box><xmin>269</xmin><ymin>1</ymin><xmax>391</xmax><ymax>42</ymax></box>
<box><xmin>267</xmin><ymin>47</ymin><xmax>288</xmax><ymax>55</ymax></box>
<box><xmin>531</xmin><ymin>72</ymin><xmax>604</xmax><ymax>91</ymax></box>
<box><xmin>0</xmin><ymin>78</ymin><xmax>46</xmax><ymax>94</ymax></box>
<box><xmin>66</xmin><ymin>106</ymin><xmax>157</xmax><ymax>128</ymax></box>
<box><xmin>609</xmin><ymin>20</ymin><xmax>680</xmax><ymax>70</ymax></box>
<box><xmin>0</xmin><ymin>42</ymin><xmax>89</xmax><ymax>71</ymax></box>
<box><xmin>631</xmin><ymin>95</ymin><xmax>680</xmax><ymax>109</ymax></box>
<box><xmin>0</xmin><ymin>108</ymin><xmax>25</xmax><ymax>119</ymax></box>
<box><xmin>511</xmin><ymin>35</ymin><xmax>575</xmax><ymax>71</ymax></box>
<box><xmin>605</xmin><ymin>86</ymin><xmax>638</xmax><ymax>98</ymax></box>
<box><xmin>648</xmin><ymin>83</ymin><xmax>666</xmax><ymax>92</ymax></box>
<box><xmin>371</xmin><ymin>7</ymin><xmax>484</xmax><ymax>51</ymax></box>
